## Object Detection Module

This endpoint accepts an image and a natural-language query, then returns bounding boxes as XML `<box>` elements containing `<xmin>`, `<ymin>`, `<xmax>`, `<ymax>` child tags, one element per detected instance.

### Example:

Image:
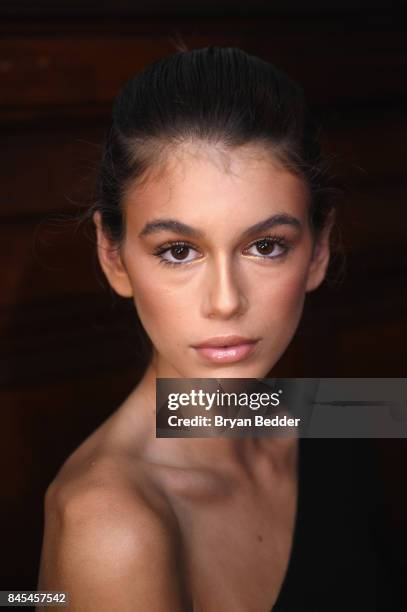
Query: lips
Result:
<box><xmin>192</xmin><ymin>335</ymin><xmax>258</xmax><ymax>348</ymax></box>
<box><xmin>191</xmin><ymin>336</ymin><xmax>259</xmax><ymax>364</ymax></box>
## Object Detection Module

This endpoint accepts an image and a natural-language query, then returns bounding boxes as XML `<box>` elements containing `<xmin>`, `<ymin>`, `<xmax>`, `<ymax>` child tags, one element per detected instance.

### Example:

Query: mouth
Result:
<box><xmin>191</xmin><ymin>337</ymin><xmax>259</xmax><ymax>364</ymax></box>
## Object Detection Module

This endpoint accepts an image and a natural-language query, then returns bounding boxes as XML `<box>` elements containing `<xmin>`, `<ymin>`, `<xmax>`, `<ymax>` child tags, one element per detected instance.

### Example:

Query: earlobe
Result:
<box><xmin>305</xmin><ymin>244</ymin><xmax>329</xmax><ymax>293</ymax></box>
<box><xmin>93</xmin><ymin>211</ymin><xmax>133</xmax><ymax>298</ymax></box>
<box><xmin>305</xmin><ymin>210</ymin><xmax>335</xmax><ymax>293</ymax></box>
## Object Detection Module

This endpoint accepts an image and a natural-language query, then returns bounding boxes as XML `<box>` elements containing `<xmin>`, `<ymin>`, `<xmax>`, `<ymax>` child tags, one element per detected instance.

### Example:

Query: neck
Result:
<box><xmin>130</xmin><ymin>358</ymin><xmax>295</xmax><ymax>476</ymax></box>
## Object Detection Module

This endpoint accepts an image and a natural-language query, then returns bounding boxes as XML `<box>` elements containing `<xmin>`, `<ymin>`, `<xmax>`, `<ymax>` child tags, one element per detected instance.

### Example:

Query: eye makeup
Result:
<box><xmin>151</xmin><ymin>234</ymin><xmax>293</xmax><ymax>268</ymax></box>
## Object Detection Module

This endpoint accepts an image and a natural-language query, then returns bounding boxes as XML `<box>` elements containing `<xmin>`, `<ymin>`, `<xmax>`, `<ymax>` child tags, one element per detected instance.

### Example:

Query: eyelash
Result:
<box><xmin>152</xmin><ymin>235</ymin><xmax>292</xmax><ymax>268</ymax></box>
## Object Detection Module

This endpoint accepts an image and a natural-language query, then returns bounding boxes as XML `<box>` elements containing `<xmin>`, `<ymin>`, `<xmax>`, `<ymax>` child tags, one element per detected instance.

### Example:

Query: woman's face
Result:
<box><xmin>95</xmin><ymin>142</ymin><xmax>332</xmax><ymax>378</ymax></box>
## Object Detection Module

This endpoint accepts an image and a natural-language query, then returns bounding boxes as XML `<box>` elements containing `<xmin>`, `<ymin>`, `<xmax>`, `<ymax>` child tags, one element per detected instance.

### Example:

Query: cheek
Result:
<box><xmin>259</xmin><ymin>269</ymin><xmax>308</xmax><ymax>341</ymax></box>
<box><xmin>275</xmin><ymin>275</ymin><xmax>307</xmax><ymax>314</ymax></box>
<box><xmin>130</xmin><ymin>273</ymin><xmax>186</xmax><ymax>347</ymax></box>
<box><xmin>253</xmin><ymin>234</ymin><xmax>313</xmax><ymax>318</ymax></box>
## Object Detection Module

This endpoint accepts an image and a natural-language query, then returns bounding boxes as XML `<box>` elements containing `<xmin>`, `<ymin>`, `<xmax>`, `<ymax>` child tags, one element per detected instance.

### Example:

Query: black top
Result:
<box><xmin>272</xmin><ymin>437</ymin><xmax>404</xmax><ymax>611</ymax></box>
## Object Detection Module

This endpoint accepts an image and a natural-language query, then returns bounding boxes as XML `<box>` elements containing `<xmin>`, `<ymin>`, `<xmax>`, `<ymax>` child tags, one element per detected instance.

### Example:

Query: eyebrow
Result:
<box><xmin>139</xmin><ymin>213</ymin><xmax>302</xmax><ymax>240</ymax></box>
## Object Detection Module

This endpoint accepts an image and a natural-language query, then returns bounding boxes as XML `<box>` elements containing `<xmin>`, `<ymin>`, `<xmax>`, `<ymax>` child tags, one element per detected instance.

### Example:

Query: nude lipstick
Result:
<box><xmin>191</xmin><ymin>335</ymin><xmax>259</xmax><ymax>364</ymax></box>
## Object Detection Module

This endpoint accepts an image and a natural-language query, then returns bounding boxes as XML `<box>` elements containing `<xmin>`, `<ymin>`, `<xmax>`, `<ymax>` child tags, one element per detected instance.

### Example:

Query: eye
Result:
<box><xmin>153</xmin><ymin>241</ymin><xmax>201</xmax><ymax>267</ymax></box>
<box><xmin>244</xmin><ymin>236</ymin><xmax>290</xmax><ymax>260</ymax></box>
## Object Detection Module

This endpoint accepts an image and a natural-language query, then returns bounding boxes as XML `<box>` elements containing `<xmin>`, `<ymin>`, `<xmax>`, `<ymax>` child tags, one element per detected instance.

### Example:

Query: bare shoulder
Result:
<box><xmin>38</xmin><ymin>450</ymin><xmax>190</xmax><ymax>611</ymax></box>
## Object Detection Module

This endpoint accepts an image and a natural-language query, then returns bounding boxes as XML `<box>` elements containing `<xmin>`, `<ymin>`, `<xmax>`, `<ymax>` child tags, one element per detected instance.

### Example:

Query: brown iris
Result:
<box><xmin>171</xmin><ymin>245</ymin><xmax>190</xmax><ymax>260</ymax></box>
<box><xmin>255</xmin><ymin>239</ymin><xmax>276</xmax><ymax>255</ymax></box>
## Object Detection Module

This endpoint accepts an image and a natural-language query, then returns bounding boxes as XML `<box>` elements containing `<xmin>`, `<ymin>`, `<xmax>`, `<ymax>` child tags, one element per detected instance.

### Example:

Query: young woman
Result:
<box><xmin>37</xmin><ymin>46</ymin><xmax>386</xmax><ymax>611</ymax></box>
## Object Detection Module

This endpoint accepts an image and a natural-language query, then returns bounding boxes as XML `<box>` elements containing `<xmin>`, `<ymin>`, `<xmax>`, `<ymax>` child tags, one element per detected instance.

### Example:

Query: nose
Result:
<box><xmin>202</xmin><ymin>254</ymin><xmax>248</xmax><ymax>319</ymax></box>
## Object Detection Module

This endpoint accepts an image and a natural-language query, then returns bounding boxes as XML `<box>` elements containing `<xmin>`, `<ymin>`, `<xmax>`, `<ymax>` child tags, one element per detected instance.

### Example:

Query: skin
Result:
<box><xmin>37</xmin><ymin>141</ymin><xmax>333</xmax><ymax>611</ymax></box>
<box><xmin>100</xmin><ymin>141</ymin><xmax>330</xmax><ymax>381</ymax></box>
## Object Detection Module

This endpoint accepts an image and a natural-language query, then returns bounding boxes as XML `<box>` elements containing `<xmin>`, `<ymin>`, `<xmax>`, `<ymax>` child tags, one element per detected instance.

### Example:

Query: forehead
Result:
<box><xmin>122</xmin><ymin>142</ymin><xmax>310</xmax><ymax>233</ymax></box>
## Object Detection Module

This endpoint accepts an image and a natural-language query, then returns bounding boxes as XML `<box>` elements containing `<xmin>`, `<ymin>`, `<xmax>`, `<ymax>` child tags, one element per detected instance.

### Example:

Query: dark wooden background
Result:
<box><xmin>1</xmin><ymin>1</ymin><xmax>406</xmax><ymax>599</ymax></box>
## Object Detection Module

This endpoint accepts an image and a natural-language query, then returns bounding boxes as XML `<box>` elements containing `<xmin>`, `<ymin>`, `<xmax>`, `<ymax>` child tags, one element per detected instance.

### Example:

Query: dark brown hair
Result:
<box><xmin>81</xmin><ymin>45</ymin><xmax>342</xmax><ymax>255</ymax></box>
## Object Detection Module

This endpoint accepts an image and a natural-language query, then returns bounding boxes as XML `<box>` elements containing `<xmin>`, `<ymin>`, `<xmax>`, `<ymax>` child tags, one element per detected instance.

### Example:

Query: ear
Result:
<box><xmin>305</xmin><ymin>209</ymin><xmax>335</xmax><ymax>293</ymax></box>
<box><xmin>93</xmin><ymin>211</ymin><xmax>133</xmax><ymax>298</ymax></box>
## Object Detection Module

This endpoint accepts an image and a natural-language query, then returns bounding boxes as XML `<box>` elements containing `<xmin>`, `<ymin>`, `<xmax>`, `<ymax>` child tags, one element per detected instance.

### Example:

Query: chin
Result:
<box><xmin>190</xmin><ymin>362</ymin><xmax>271</xmax><ymax>380</ymax></box>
